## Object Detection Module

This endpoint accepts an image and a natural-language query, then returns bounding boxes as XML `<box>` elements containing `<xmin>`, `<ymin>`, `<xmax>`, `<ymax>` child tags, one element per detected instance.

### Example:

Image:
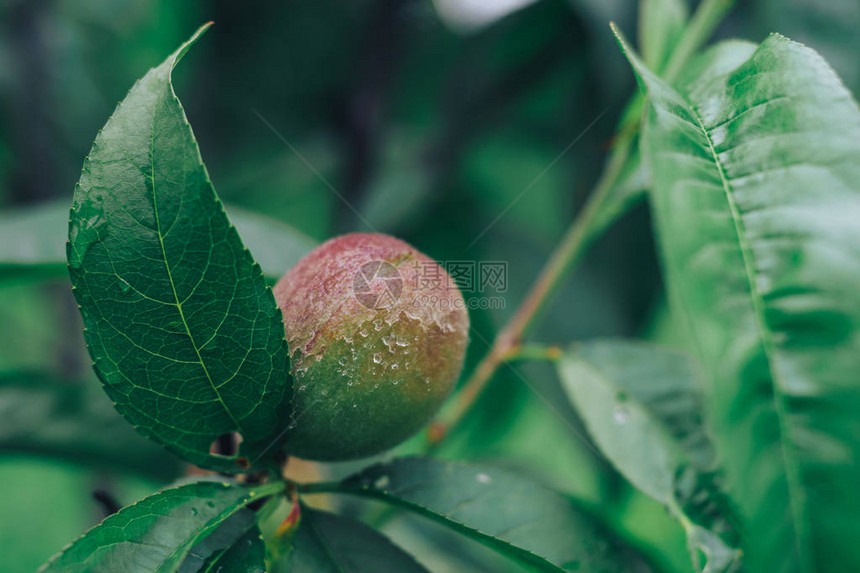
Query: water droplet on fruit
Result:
<box><xmin>613</xmin><ymin>406</ymin><xmax>629</xmax><ymax>424</ymax></box>
<box><xmin>476</xmin><ymin>473</ymin><xmax>492</xmax><ymax>484</ymax></box>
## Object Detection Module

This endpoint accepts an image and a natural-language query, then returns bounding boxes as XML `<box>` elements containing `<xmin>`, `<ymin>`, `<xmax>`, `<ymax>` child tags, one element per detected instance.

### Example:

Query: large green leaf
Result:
<box><xmin>0</xmin><ymin>200</ymin><xmax>314</xmax><ymax>285</ymax></box>
<box><xmin>66</xmin><ymin>25</ymin><xmax>293</xmax><ymax>472</ymax></box>
<box><xmin>616</xmin><ymin>28</ymin><xmax>860</xmax><ymax>572</ymax></box>
<box><xmin>40</xmin><ymin>481</ymin><xmax>282</xmax><ymax>573</ymax></box>
<box><xmin>0</xmin><ymin>371</ymin><xmax>181</xmax><ymax>480</ymax></box>
<box><xmin>285</xmin><ymin>507</ymin><xmax>429</xmax><ymax>573</ymax></box>
<box><xmin>301</xmin><ymin>457</ymin><xmax>651</xmax><ymax>573</ymax></box>
<box><xmin>558</xmin><ymin>341</ymin><xmax>740</xmax><ymax>572</ymax></box>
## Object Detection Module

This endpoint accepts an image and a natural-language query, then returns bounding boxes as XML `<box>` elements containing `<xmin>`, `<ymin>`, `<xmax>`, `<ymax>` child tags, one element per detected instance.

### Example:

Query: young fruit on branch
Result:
<box><xmin>274</xmin><ymin>233</ymin><xmax>470</xmax><ymax>461</ymax></box>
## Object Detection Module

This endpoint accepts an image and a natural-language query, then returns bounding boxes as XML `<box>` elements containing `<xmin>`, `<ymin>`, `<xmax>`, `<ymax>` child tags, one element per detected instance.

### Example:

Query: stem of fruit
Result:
<box><xmin>429</xmin><ymin>129</ymin><xmax>637</xmax><ymax>446</ymax></box>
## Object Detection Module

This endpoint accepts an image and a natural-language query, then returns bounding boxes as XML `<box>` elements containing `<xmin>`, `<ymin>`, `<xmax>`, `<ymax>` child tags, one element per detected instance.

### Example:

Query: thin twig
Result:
<box><xmin>428</xmin><ymin>0</ymin><xmax>735</xmax><ymax>446</ymax></box>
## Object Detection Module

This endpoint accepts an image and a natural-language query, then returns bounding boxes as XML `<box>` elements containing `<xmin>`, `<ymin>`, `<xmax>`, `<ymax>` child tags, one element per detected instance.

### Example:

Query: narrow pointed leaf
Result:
<box><xmin>286</xmin><ymin>507</ymin><xmax>429</xmax><ymax>573</ymax></box>
<box><xmin>67</xmin><ymin>25</ymin><xmax>293</xmax><ymax>472</ymax></box>
<box><xmin>39</xmin><ymin>481</ymin><xmax>282</xmax><ymax>573</ymax></box>
<box><xmin>306</xmin><ymin>456</ymin><xmax>651</xmax><ymax>572</ymax></box>
<box><xmin>558</xmin><ymin>341</ymin><xmax>740</xmax><ymax>572</ymax></box>
<box><xmin>616</xmin><ymin>27</ymin><xmax>860</xmax><ymax>572</ymax></box>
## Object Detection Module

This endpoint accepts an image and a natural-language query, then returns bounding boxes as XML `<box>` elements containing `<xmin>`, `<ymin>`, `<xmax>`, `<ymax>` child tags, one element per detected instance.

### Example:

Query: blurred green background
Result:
<box><xmin>0</xmin><ymin>0</ymin><xmax>857</xmax><ymax>571</ymax></box>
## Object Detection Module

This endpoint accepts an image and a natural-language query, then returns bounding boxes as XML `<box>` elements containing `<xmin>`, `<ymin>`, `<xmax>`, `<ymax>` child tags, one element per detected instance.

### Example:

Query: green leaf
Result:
<box><xmin>639</xmin><ymin>0</ymin><xmax>688</xmax><ymax>74</ymax></box>
<box><xmin>558</xmin><ymin>341</ymin><xmax>740</xmax><ymax>572</ymax></box>
<box><xmin>0</xmin><ymin>371</ymin><xmax>181</xmax><ymax>480</ymax></box>
<box><xmin>0</xmin><ymin>200</ymin><xmax>314</xmax><ymax>285</ymax></box>
<box><xmin>39</xmin><ymin>481</ymin><xmax>282</xmax><ymax>573</ymax></box>
<box><xmin>66</xmin><ymin>24</ymin><xmax>293</xmax><ymax>472</ymax></box>
<box><xmin>178</xmin><ymin>510</ymin><xmax>266</xmax><ymax>573</ymax></box>
<box><xmin>616</xmin><ymin>27</ymin><xmax>860</xmax><ymax>572</ymax></box>
<box><xmin>303</xmin><ymin>457</ymin><xmax>651</xmax><ymax>572</ymax></box>
<box><xmin>285</xmin><ymin>507</ymin><xmax>429</xmax><ymax>573</ymax></box>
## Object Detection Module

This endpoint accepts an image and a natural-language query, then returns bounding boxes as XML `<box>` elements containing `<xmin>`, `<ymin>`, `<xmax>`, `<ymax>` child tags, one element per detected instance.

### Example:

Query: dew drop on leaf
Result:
<box><xmin>374</xmin><ymin>475</ymin><xmax>390</xmax><ymax>489</ymax></box>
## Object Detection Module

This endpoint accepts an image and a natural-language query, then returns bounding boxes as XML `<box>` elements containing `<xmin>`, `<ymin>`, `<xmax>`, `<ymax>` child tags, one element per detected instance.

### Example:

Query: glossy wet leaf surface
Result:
<box><xmin>66</xmin><ymin>25</ymin><xmax>292</xmax><ymax>472</ymax></box>
<box><xmin>39</xmin><ymin>481</ymin><xmax>281</xmax><ymax>573</ymax></box>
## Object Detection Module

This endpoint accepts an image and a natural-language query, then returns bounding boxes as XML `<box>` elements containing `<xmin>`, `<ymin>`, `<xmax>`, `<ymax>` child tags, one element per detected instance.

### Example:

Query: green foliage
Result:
<box><xmin>558</xmin><ymin>341</ymin><xmax>740</xmax><ymax>571</ymax></box>
<box><xmin>39</xmin><ymin>481</ymin><xmax>282</xmax><ymax>573</ymax></box>
<box><xmin>285</xmin><ymin>507</ymin><xmax>430</xmax><ymax>573</ymax></box>
<box><xmin>178</xmin><ymin>510</ymin><xmax>266</xmax><ymax>573</ymax></box>
<box><xmin>1</xmin><ymin>1</ymin><xmax>858</xmax><ymax>572</ymax></box>
<box><xmin>616</xmin><ymin>26</ymin><xmax>860</xmax><ymax>572</ymax></box>
<box><xmin>305</xmin><ymin>457</ymin><xmax>651</xmax><ymax>572</ymax></box>
<box><xmin>66</xmin><ymin>25</ymin><xmax>292</xmax><ymax>473</ymax></box>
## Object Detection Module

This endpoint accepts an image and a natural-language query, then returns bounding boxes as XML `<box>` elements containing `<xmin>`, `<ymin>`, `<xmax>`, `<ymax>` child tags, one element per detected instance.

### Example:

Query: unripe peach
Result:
<box><xmin>274</xmin><ymin>233</ymin><xmax>469</xmax><ymax>461</ymax></box>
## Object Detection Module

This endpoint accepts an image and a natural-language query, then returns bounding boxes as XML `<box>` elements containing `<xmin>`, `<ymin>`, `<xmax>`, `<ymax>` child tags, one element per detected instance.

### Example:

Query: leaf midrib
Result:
<box><xmin>148</xmin><ymin>78</ymin><xmax>245</xmax><ymax>437</ymax></box>
<box><xmin>683</xmin><ymin>88</ymin><xmax>812</xmax><ymax>571</ymax></box>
